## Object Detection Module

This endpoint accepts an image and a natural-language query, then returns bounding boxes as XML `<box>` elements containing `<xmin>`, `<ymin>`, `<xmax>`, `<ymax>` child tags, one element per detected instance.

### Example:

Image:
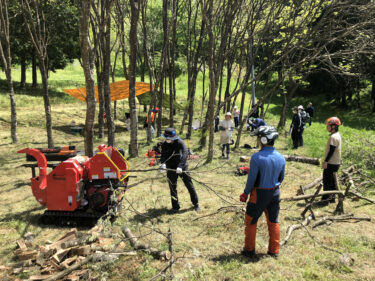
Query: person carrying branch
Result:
<box><xmin>239</xmin><ymin>126</ymin><xmax>286</xmax><ymax>258</ymax></box>
<box><xmin>321</xmin><ymin>117</ymin><xmax>342</xmax><ymax>205</ymax></box>
<box><xmin>159</xmin><ymin>128</ymin><xmax>200</xmax><ymax>213</ymax></box>
<box><xmin>219</xmin><ymin>112</ymin><xmax>235</xmax><ymax>160</ymax></box>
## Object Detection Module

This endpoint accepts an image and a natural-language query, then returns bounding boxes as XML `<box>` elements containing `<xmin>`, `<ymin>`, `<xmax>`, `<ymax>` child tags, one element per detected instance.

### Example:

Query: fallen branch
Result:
<box><xmin>301</xmin><ymin>184</ymin><xmax>322</xmax><ymax>219</ymax></box>
<box><xmin>283</xmin><ymin>155</ymin><xmax>320</xmax><ymax>165</ymax></box>
<box><xmin>298</xmin><ymin>176</ymin><xmax>322</xmax><ymax>194</ymax></box>
<box><xmin>168</xmin><ymin>227</ymin><xmax>174</xmax><ymax>280</ymax></box>
<box><xmin>121</xmin><ymin>226</ymin><xmax>171</xmax><ymax>260</ymax></box>
<box><xmin>192</xmin><ymin>206</ymin><xmax>243</xmax><ymax>221</ymax></box>
<box><xmin>347</xmin><ymin>191</ymin><xmax>375</xmax><ymax>204</ymax></box>
<box><xmin>283</xmin><ymin>191</ymin><xmax>344</xmax><ymax>201</ymax></box>
<box><xmin>148</xmin><ymin>257</ymin><xmax>178</xmax><ymax>281</ymax></box>
<box><xmin>281</xmin><ymin>215</ymin><xmax>312</xmax><ymax>246</ymax></box>
<box><xmin>312</xmin><ymin>214</ymin><xmax>371</xmax><ymax>228</ymax></box>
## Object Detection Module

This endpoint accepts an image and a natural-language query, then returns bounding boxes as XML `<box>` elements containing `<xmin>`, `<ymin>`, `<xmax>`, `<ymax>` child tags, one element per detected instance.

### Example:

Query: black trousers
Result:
<box><xmin>222</xmin><ymin>144</ymin><xmax>230</xmax><ymax>155</ymax></box>
<box><xmin>322</xmin><ymin>164</ymin><xmax>340</xmax><ymax>201</ymax></box>
<box><xmin>234</xmin><ymin>116</ymin><xmax>239</xmax><ymax>127</ymax></box>
<box><xmin>291</xmin><ymin>129</ymin><xmax>299</xmax><ymax>149</ymax></box>
<box><xmin>167</xmin><ymin>170</ymin><xmax>199</xmax><ymax>210</ymax></box>
<box><xmin>298</xmin><ymin>127</ymin><xmax>304</xmax><ymax>147</ymax></box>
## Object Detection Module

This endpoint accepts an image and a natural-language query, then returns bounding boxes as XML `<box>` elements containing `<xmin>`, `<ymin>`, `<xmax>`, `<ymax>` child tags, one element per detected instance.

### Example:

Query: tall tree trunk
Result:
<box><xmin>140</xmin><ymin>0</ymin><xmax>155</xmax><ymax>144</ymax></box>
<box><xmin>157</xmin><ymin>0</ymin><xmax>169</xmax><ymax>136</ymax></box>
<box><xmin>372</xmin><ymin>77</ymin><xmax>375</xmax><ymax>113</ymax></box>
<box><xmin>0</xmin><ymin>0</ymin><xmax>18</xmax><ymax>143</ymax></box>
<box><xmin>278</xmin><ymin>73</ymin><xmax>298</xmax><ymax>129</ymax></box>
<box><xmin>202</xmin><ymin>1</ymin><xmax>215</xmax><ymax>163</ymax></box>
<box><xmin>103</xmin><ymin>12</ymin><xmax>115</xmax><ymax>146</ymax></box>
<box><xmin>77</xmin><ymin>0</ymin><xmax>96</xmax><ymax>157</ymax></box>
<box><xmin>168</xmin><ymin>0</ymin><xmax>178</xmax><ymax>128</ymax></box>
<box><xmin>186</xmin><ymin>16</ymin><xmax>205</xmax><ymax>139</ymax></box>
<box><xmin>118</xmin><ymin>5</ymin><xmax>129</xmax><ymax>81</ymax></box>
<box><xmin>32</xmin><ymin>50</ymin><xmax>37</xmax><ymax>87</ymax></box>
<box><xmin>20</xmin><ymin>55</ymin><xmax>26</xmax><ymax>89</ymax></box>
<box><xmin>21</xmin><ymin>0</ymin><xmax>54</xmax><ymax>147</ymax></box>
<box><xmin>96</xmin><ymin>64</ymin><xmax>105</xmax><ymax>138</ymax></box>
<box><xmin>129</xmin><ymin>0</ymin><xmax>140</xmax><ymax>157</ymax></box>
<box><xmin>224</xmin><ymin>59</ymin><xmax>232</xmax><ymax>112</ymax></box>
<box><xmin>39</xmin><ymin>62</ymin><xmax>54</xmax><ymax>148</ymax></box>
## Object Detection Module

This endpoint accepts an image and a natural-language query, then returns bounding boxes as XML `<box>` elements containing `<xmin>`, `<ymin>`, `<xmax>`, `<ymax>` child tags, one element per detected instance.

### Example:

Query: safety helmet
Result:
<box><xmin>298</xmin><ymin>105</ymin><xmax>304</xmax><ymax>110</ymax></box>
<box><xmin>98</xmin><ymin>144</ymin><xmax>107</xmax><ymax>152</ymax></box>
<box><xmin>326</xmin><ymin>117</ymin><xmax>341</xmax><ymax>126</ymax></box>
<box><xmin>250</xmin><ymin>126</ymin><xmax>278</xmax><ymax>144</ymax></box>
<box><xmin>161</xmin><ymin>127</ymin><xmax>179</xmax><ymax>140</ymax></box>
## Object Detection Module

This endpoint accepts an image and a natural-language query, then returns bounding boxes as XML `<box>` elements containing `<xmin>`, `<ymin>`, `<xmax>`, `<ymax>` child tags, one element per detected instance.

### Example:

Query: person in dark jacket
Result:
<box><xmin>159</xmin><ymin>128</ymin><xmax>200</xmax><ymax>213</ymax></box>
<box><xmin>306</xmin><ymin>102</ymin><xmax>314</xmax><ymax>126</ymax></box>
<box><xmin>289</xmin><ymin>106</ymin><xmax>301</xmax><ymax>149</ymax></box>
<box><xmin>239</xmin><ymin>126</ymin><xmax>285</xmax><ymax>258</ymax></box>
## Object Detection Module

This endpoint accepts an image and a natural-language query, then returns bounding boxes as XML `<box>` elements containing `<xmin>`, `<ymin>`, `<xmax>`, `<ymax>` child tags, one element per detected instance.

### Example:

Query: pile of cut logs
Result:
<box><xmin>0</xmin><ymin>226</ymin><xmax>134</xmax><ymax>281</ymax></box>
<box><xmin>1</xmin><ymin>225</ymin><xmax>171</xmax><ymax>281</ymax></box>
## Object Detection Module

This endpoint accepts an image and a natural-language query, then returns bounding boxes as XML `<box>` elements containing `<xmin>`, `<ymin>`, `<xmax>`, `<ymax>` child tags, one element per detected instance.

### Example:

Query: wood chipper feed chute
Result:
<box><xmin>18</xmin><ymin>144</ymin><xmax>130</xmax><ymax>226</ymax></box>
<box><xmin>85</xmin><ymin>145</ymin><xmax>130</xmax><ymax>181</ymax></box>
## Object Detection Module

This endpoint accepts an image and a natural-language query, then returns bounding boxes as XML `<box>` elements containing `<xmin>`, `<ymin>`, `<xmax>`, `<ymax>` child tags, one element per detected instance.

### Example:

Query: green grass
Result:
<box><xmin>0</xmin><ymin>61</ymin><xmax>374</xmax><ymax>280</ymax></box>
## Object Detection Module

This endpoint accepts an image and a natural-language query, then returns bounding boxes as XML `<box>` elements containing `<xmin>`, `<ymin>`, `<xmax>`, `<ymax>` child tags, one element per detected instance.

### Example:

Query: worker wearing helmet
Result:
<box><xmin>159</xmin><ymin>128</ymin><xmax>200</xmax><ymax>213</ymax></box>
<box><xmin>239</xmin><ymin>126</ymin><xmax>286</xmax><ymax>258</ymax></box>
<box><xmin>321</xmin><ymin>117</ymin><xmax>342</xmax><ymax>204</ymax></box>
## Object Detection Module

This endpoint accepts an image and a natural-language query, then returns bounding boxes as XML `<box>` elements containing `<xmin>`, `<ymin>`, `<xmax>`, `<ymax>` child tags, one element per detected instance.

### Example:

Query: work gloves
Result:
<box><xmin>176</xmin><ymin>167</ymin><xmax>183</xmax><ymax>174</ymax></box>
<box><xmin>240</xmin><ymin>193</ymin><xmax>248</xmax><ymax>202</ymax></box>
<box><xmin>159</xmin><ymin>163</ymin><xmax>166</xmax><ymax>173</ymax></box>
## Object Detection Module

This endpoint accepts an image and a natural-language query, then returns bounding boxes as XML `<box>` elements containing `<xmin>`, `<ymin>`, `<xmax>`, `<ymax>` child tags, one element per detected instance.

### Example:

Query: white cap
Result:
<box><xmin>298</xmin><ymin>105</ymin><xmax>304</xmax><ymax>110</ymax></box>
<box><xmin>225</xmin><ymin>112</ymin><xmax>232</xmax><ymax>117</ymax></box>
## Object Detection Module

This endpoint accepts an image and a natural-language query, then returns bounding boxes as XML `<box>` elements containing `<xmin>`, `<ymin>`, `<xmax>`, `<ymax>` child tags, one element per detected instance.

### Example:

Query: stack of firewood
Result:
<box><xmin>1</xmin><ymin>227</ymin><xmax>127</xmax><ymax>281</ymax></box>
<box><xmin>1</xmin><ymin>225</ymin><xmax>171</xmax><ymax>281</ymax></box>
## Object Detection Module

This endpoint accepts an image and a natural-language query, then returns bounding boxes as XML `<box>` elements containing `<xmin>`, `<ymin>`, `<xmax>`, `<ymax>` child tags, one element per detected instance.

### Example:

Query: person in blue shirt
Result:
<box><xmin>239</xmin><ymin>126</ymin><xmax>286</xmax><ymax>258</ymax></box>
<box><xmin>247</xmin><ymin>117</ymin><xmax>266</xmax><ymax>132</ymax></box>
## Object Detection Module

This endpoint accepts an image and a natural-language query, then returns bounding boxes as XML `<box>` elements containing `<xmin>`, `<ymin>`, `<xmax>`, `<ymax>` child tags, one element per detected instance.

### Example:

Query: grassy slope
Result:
<box><xmin>0</xmin><ymin>64</ymin><xmax>374</xmax><ymax>280</ymax></box>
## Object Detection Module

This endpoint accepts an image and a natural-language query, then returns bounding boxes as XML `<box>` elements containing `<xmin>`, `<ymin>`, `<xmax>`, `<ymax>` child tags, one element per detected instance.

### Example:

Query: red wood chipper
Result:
<box><xmin>18</xmin><ymin>144</ymin><xmax>130</xmax><ymax>226</ymax></box>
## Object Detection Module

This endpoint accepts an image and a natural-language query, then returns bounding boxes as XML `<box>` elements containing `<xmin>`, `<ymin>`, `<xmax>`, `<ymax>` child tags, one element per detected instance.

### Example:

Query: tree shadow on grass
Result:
<box><xmin>211</xmin><ymin>252</ymin><xmax>270</xmax><ymax>264</ymax></box>
<box><xmin>0</xmin><ymin>180</ymin><xmax>28</xmax><ymax>196</ymax></box>
<box><xmin>130</xmin><ymin>207</ymin><xmax>193</xmax><ymax>224</ymax></box>
<box><xmin>0</xmin><ymin>206</ymin><xmax>45</xmax><ymax>225</ymax></box>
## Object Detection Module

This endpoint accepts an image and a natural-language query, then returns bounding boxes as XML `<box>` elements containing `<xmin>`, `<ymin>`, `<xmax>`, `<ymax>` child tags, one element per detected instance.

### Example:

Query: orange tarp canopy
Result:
<box><xmin>63</xmin><ymin>80</ymin><xmax>153</xmax><ymax>103</ymax></box>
